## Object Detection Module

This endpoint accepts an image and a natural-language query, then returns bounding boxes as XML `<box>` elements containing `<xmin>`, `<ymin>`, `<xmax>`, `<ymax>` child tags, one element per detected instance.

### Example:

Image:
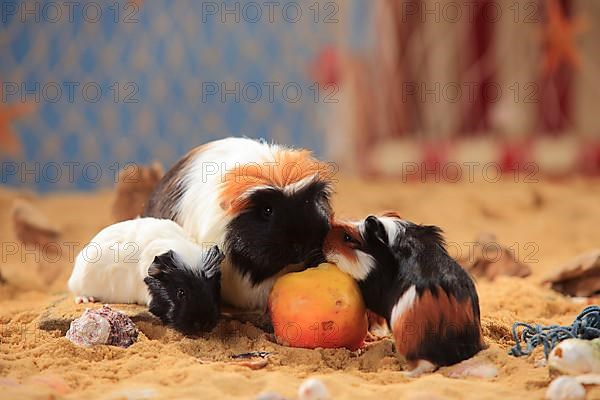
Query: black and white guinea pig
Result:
<box><xmin>68</xmin><ymin>217</ymin><xmax>224</xmax><ymax>335</ymax></box>
<box><xmin>323</xmin><ymin>213</ymin><xmax>485</xmax><ymax>375</ymax></box>
<box><xmin>145</xmin><ymin>137</ymin><xmax>334</xmax><ymax>310</ymax></box>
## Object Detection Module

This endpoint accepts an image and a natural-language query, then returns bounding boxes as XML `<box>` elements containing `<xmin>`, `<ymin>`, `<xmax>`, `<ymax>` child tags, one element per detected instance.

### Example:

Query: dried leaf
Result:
<box><xmin>544</xmin><ymin>250</ymin><xmax>600</xmax><ymax>297</ymax></box>
<box><xmin>11</xmin><ymin>199</ymin><xmax>61</xmax><ymax>247</ymax></box>
<box><xmin>112</xmin><ymin>162</ymin><xmax>164</xmax><ymax>222</ymax></box>
<box><xmin>457</xmin><ymin>233</ymin><xmax>531</xmax><ymax>280</ymax></box>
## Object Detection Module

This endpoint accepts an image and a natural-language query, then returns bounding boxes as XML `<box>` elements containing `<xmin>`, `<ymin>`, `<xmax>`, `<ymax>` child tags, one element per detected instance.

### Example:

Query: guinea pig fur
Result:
<box><xmin>67</xmin><ymin>217</ymin><xmax>224</xmax><ymax>335</ymax></box>
<box><xmin>144</xmin><ymin>137</ymin><xmax>334</xmax><ymax>310</ymax></box>
<box><xmin>323</xmin><ymin>213</ymin><xmax>485</xmax><ymax>375</ymax></box>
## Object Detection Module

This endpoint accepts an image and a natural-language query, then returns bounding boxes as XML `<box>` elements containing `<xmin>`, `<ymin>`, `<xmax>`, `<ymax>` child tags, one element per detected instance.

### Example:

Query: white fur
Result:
<box><xmin>174</xmin><ymin>137</ymin><xmax>321</xmax><ymax>309</ymax></box>
<box><xmin>377</xmin><ymin>216</ymin><xmax>406</xmax><ymax>244</ymax></box>
<box><xmin>67</xmin><ymin>218</ymin><xmax>207</xmax><ymax>305</ymax></box>
<box><xmin>327</xmin><ymin>249</ymin><xmax>376</xmax><ymax>281</ymax></box>
<box><xmin>390</xmin><ymin>285</ymin><xmax>417</xmax><ymax>328</ymax></box>
<box><xmin>403</xmin><ymin>359</ymin><xmax>437</xmax><ymax>377</ymax></box>
<box><xmin>283</xmin><ymin>175</ymin><xmax>320</xmax><ymax>195</ymax></box>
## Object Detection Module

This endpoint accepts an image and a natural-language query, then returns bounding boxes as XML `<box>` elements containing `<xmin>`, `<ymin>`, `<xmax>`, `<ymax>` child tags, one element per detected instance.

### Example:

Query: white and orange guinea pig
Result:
<box><xmin>68</xmin><ymin>218</ymin><xmax>224</xmax><ymax>335</ymax></box>
<box><xmin>144</xmin><ymin>137</ymin><xmax>333</xmax><ymax>310</ymax></box>
<box><xmin>323</xmin><ymin>213</ymin><xmax>485</xmax><ymax>376</ymax></box>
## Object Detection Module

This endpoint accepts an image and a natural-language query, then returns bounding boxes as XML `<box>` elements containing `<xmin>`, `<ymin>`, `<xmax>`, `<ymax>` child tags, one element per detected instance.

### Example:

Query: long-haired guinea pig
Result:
<box><xmin>144</xmin><ymin>137</ymin><xmax>334</xmax><ymax>310</ymax></box>
<box><xmin>323</xmin><ymin>213</ymin><xmax>485</xmax><ymax>376</ymax></box>
<box><xmin>67</xmin><ymin>217</ymin><xmax>224</xmax><ymax>335</ymax></box>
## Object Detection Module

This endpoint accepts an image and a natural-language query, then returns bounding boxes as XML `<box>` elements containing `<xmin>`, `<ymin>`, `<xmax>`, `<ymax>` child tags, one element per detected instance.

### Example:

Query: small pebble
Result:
<box><xmin>298</xmin><ymin>378</ymin><xmax>329</xmax><ymax>400</ymax></box>
<box><xmin>0</xmin><ymin>377</ymin><xmax>19</xmax><ymax>388</ymax></box>
<box><xmin>545</xmin><ymin>376</ymin><xmax>586</xmax><ymax>400</ymax></box>
<box><xmin>28</xmin><ymin>374</ymin><xmax>71</xmax><ymax>395</ymax></box>
<box><xmin>256</xmin><ymin>392</ymin><xmax>287</xmax><ymax>400</ymax></box>
<box><xmin>105</xmin><ymin>388</ymin><xmax>157</xmax><ymax>400</ymax></box>
<box><xmin>444</xmin><ymin>359</ymin><xmax>498</xmax><ymax>379</ymax></box>
<box><xmin>535</xmin><ymin>357</ymin><xmax>548</xmax><ymax>368</ymax></box>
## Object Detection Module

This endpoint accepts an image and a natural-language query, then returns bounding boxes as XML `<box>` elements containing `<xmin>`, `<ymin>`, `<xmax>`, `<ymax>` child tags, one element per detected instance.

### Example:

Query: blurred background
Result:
<box><xmin>1</xmin><ymin>0</ymin><xmax>599</xmax><ymax>191</ymax></box>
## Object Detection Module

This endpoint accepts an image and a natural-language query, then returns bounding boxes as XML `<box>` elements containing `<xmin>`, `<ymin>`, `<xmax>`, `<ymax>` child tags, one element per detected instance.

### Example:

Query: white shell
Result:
<box><xmin>298</xmin><ymin>378</ymin><xmax>329</xmax><ymax>400</ymax></box>
<box><xmin>545</xmin><ymin>376</ymin><xmax>586</xmax><ymax>400</ymax></box>
<box><xmin>548</xmin><ymin>339</ymin><xmax>600</xmax><ymax>376</ymax></box>
<box><xmin>66</xmin><ymin>310</ymin><xmax>111</xmax><ymax>347</ymax></box>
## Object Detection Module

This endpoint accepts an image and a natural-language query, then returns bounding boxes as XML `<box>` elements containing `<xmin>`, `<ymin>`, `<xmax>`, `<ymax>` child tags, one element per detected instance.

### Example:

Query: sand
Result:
<box><xmin>1</xmin><ymin>176</ymin><xmax>599</xmax><ymax>399</ymax></box>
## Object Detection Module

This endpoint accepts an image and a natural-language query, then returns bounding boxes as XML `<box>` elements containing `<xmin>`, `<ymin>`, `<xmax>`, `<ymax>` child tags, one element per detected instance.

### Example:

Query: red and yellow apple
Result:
<box><xmin>268</xmin><ymin>263</ymin><xmax>368</xmax><ymax>350</ymax></box>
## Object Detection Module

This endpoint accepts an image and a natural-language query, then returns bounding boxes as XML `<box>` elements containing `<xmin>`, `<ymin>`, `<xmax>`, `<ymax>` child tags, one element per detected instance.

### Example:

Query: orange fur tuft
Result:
<box><xmin>219</xmin><ymin>148</ymin><xmax>332</xmax><ymax>214</ymax></box>
<box><xmin>381</xmin><ymin>211</ymin><xmax>402</xmax><ymax>219</ymax></box>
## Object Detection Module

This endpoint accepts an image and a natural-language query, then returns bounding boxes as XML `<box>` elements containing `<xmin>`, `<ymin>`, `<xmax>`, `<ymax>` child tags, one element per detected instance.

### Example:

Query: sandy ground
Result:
<box><xmin>1</xmin><ymin>176</ymin><xmax>599</xmax><ymax>399</ymax></box>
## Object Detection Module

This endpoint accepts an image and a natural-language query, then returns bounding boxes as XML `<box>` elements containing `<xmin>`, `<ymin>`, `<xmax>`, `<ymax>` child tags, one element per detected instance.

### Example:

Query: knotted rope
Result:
<box><xmin>509</xmin><ymin>305</ymin><xmax>600</xmax><ymax>358</ymax></box>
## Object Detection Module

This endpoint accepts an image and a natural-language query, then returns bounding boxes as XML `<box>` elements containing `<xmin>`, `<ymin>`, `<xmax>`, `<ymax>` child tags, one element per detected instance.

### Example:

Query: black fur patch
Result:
<box><xmin>358</xmin><ymin>216</ymin><xmax>484</xmax><ymax>366</ymax></box>
<box><xmin>225</xmin><ymin>180</ymin><xmax>331</xmax><ymax>285</ymax></box>
<box><xmin>144</xmin><ymin>155</ymin><xmax>190</xmax><ymax>220</ymax></box>
<box><xmin>144</xmin><ymin>247</ymin><xmax>224</xmax><ymax>335</ymax></box>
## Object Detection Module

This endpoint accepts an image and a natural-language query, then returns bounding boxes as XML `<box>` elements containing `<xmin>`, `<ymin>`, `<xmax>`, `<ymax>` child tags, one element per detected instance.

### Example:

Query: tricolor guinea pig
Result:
<box><xmin>67</xmin><ymin>218</ymin><xmax>224</xmax><ymax>335</ymax></box>
<box><xmin>144</xmin><ymin>137</ymin><xmax>334</xmax><ymax>310</ymax></box>
<box><xmin>323</xmin><ymin>213</ymin><xmax>485</xmax><ymax>375</ymax></box>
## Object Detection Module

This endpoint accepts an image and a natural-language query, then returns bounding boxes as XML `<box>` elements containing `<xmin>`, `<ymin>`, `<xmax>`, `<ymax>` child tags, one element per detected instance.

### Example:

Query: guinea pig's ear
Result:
<box><xmin>202</xmin><ymin>245</ymin><xmax>225</xmax><ymax>279</ymax></box>
<box><xmin>364</xmin><ymin>215</ymin><xmax>388</xmax><ymax>245</ymax></box>
<box><xmin>147</xmin><ymin>262</ymin><xmax>165</xmax><ymax>279</ymax></box>
<box><xmin>148</xmin><ymin>250</ymin><xmax>178</xmax><ymax>279</ymax></box>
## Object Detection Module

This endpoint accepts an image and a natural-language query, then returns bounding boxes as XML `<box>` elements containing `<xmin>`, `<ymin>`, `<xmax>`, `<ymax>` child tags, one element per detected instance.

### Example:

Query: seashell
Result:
<box><xmin>548</xmin><ymin>338</ymin><xmax>600</xmax><ymax>376</ymax></box>
<box><xmin>298</xmin><ymin>378</ymin><xmax>330</xmax><ymax>400</ymax></box>
<box><xmin>545</xmin><ymin>376</ymin><xmax>586</xmax><ymax>400</ymax></box>
<box><xmin>66</xmin><ymin>305</ymin><xmax>139</xmax><ymax>348</ymax></box>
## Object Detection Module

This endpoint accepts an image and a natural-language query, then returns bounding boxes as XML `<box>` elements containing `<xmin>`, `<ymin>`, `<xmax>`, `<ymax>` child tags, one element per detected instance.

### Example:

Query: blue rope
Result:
<box><xmin>509</xmin><ymin>305</ymin><xmax>600</xmax><ymax>358</ymax></box>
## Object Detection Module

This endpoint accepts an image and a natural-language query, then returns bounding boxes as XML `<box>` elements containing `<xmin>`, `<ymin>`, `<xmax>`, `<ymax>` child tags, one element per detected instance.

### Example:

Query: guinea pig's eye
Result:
<box><xmin>343</xmin><ymin>233</ymin><xmax>353</xmax><ymax>243</ymax></box>
<box><xmin>262</xmin><ymin>205</ymin><xmax>273</xmax><ymax>218</ymax></box>
<box><xmin>176</xmin><ymin>288</ymin><xmax>185</xmax><ymax>299</ymax></box>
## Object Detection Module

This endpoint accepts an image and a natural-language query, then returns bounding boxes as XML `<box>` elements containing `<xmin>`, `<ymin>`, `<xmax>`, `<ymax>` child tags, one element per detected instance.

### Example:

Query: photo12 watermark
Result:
<box><xmin>200</xmin><ymin>1</ymin><xmax>339</xmax><ymax>24</ymax></box>
<box><xmin>1</xmin><ymin>81</ymin><xmax>139</xmax><ymax>104</ymax></box>
<box><xmin>401</xmin><ymin>81</ymin><xmax>540</xmax><ymax>105</ymax></box>
<box><xmin>400</xmin><ymin>162</ymin><xmax>539</xmax><ymax>184</ymax></box>
<box><xmin>1</xmin><ymin>1</ymin><xmax>140</xmax><ymax>24</ymax></box>
<box><xmin>0</xmin><ymin>161</ymin><xmax>341</xmax><ymax>186</ymax></box>
<box><xmin>400</xmin><ymin>1</ymin><xmax>542</xmax><ymax>24</ymax></box>
<box><xmin>201</xmin><ymin>81</ymin><xmax>338</xmax><ymax>104</ymax></box>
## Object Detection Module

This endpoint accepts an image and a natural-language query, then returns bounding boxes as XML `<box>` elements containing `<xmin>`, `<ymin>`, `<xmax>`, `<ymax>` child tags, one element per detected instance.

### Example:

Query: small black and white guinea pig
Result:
<box><xmin>68</xmin><ymin>217</ymin><xmax>224</xmax><ymax>335</ymax></box>
<box><xmin>323</xmin><ymin>213</ymin><xmax>485</xmax><ymax>376</ymax></box>
<box><xmin>145</xmin><ymin>137</ymin><xmax>334</xmax><ymax>310</ymax></box>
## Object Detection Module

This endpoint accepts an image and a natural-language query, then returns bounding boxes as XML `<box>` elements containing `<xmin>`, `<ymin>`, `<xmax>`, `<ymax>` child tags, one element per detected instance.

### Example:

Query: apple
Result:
<box><xmin>268</xmin><ymin>263</ymin><xmax>368</xmax><ymax>350</ymax></box>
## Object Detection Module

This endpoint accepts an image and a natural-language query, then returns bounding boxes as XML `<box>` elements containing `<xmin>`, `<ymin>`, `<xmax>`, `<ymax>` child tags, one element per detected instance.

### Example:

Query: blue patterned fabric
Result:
<box><xmin>0</xmin><ymin>0</ymin><xmax>366</xmax><ymax>191</ymax></box>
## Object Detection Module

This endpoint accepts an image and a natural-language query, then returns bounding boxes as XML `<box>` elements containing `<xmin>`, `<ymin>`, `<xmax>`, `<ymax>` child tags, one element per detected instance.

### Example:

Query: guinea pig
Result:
<box><xmin>67</xmin><ymin>217</ymin><xmax>224</xmax><ymax>335</ymax></box>
<box><xmin>323</xmin><ymin>213</ymin><xmax>485</xmax><ymax>376</ymax></box>
<box><xmin>144</xmin><ymin>137</ymin><xmax>334</xmax><ymax>310</ymax></box>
